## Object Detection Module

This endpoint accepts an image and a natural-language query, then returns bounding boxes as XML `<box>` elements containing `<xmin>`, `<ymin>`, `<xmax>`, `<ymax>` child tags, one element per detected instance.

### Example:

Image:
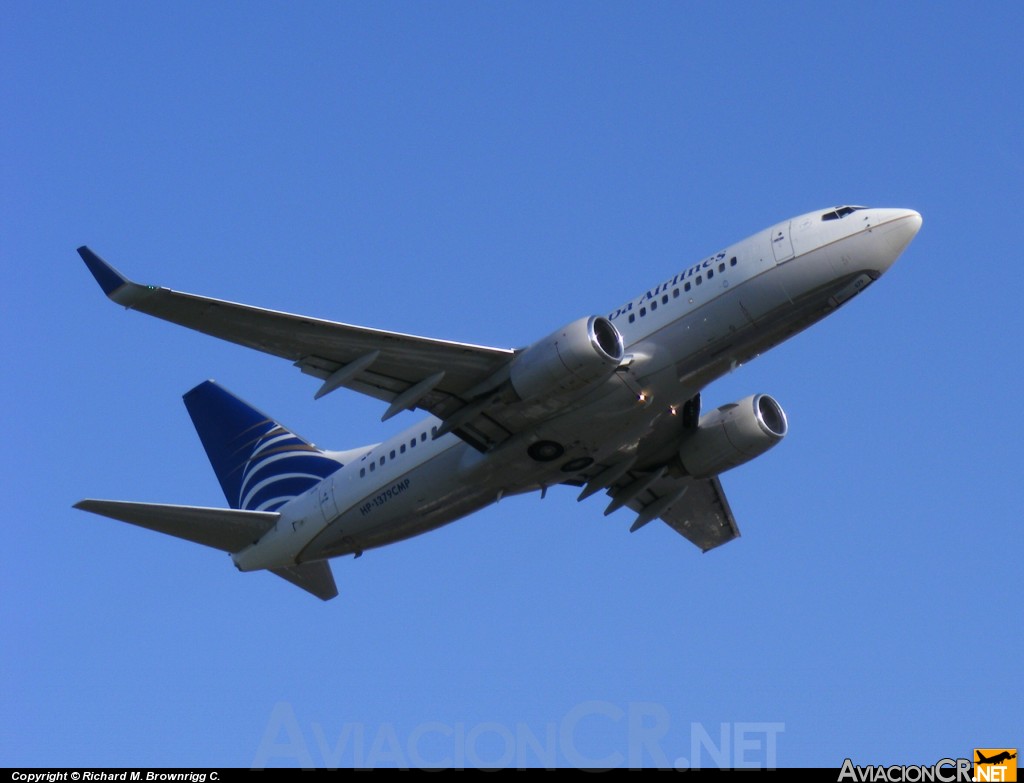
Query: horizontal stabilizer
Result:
<box><xmin>74</xmin><ymin>499</ymin><xmax>279</xmax><ymax>553</ymax></box>
<box><xmin>271</xmin><ymin>562</ymin><xmax>338</xmax><ymax>601</ymax></box>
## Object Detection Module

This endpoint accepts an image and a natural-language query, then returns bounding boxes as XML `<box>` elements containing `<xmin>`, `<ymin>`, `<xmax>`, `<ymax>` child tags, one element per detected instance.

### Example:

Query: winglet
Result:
<box><xmin>77</xmin><ymin>246</ymin><xmax>130</xmax><ymax>296</ymax></box>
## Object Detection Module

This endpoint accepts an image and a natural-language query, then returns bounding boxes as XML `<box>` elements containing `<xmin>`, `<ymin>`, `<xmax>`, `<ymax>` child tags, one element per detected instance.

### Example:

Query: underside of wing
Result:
<box><xmin>651</xmin><ymin>476</ymin><xmax>740</xmax><ymax>551</ymax></box>
<box><xmin>78</xmin><ymin>247</ymin><xmax>518</xmax><ymax>449</ymax></box>
<box><xmin>596</xmin><ymin>468</ymin><xmax>740</xmax><ymax>552</ymax></box>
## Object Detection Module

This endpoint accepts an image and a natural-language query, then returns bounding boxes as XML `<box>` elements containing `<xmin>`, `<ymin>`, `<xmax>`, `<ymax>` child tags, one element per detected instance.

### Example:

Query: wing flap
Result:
<box><xmin>602</xmin><ymin>472</ymin><xmax>740</xmax><ymax>552</ymax></box>
<box><xmin>74</xmin><ymin>499</ymin><xmax>279</xmax><ymax>553</ymax></box>
<box><xmin>654</xmin><ymin>476</ymin><xmax>740</xmax><ymax>551</ymax></box>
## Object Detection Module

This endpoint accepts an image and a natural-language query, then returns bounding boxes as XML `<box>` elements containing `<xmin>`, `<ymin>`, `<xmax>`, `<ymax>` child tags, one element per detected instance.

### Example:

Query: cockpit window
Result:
<box><xmin>821</xmin><ymin>205</ymin><xmax>868</xmax><ymax>221</ymax></box>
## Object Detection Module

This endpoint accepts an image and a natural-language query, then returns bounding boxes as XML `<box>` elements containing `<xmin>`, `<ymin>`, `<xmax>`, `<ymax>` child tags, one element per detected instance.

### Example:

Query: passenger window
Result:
<box><xmin>640</xmin><ymin>307</ymin><xmax>647</xmax><ymax>317</ymax></box>
<box><xmin>730</xmin><ymin>257</ymin><xmax>737</xmax><ymax>266</ymax></box>
<box><xmin>379</xmin><ymin>456</ymin><xmax>385</xmax><ymax>466</ymax></box>
<box><xmin>400</xmin><ymin>444</ymin><xmax>406</xmax><ymax>454</ymax></box>
<box><xmin>369</xmin><ymin>462</ymin><xmax>375</xmax><ymax>472</ymax></box>
<box><xmin>718</xmin><ymin>263</ymin><xmax>725</xmax><ymax>273</ymax></box>
<box><xmin>661</xmin><ymin>294</ymin><xmax>668</xmax><ymax>305</ymax></box>
<box><xmin>421</xmin><ymin>433</ymin><xmax>427</xmax><ymax>442</ymax></box>
<box><xmin>696</xmin><ymin>275</ymin><xmax>702</xmax><ymax>285</ymax></box>
<box><xmin>684</xmin><ymin>282</ymin><xmax>691</xmax><ymax>292</ymax></box>
<box><xmin>651</xmin><ymin>300</ymin><xmax>657</xmax><ymax>311</ymax></box>
<box><xmin>707</xmin><ymin>269</ymin><xmax>713</xmax><ymax>279</ymax></box>
<box><xmin>628</xmin><ymin>313</ymin><xmax>636</xmax><ymax>323</ymax></box>
<box><xmin>360</xmin><ymin>468</ymin><xmax>365</xmax><ymax>477</ymax></box>
<box><xmin>673</xmin><ymin>289</ymin><xmax>679</xmax><ymax>298</ymax></box>
<box><xmin>390</xmin><ymin>450</ymin><xmax>396</xmax><ymax>459</ymax></box>
<box><xmin>431</xmin><ymin>426</ymin><xmax>437</xmax><ymax>437</ymax></box>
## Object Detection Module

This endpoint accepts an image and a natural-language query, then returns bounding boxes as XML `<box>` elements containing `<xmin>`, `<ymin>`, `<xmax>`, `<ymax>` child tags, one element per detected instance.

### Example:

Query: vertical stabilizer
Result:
<box><xmin>183</xmin><ymin>381</ymin><xmax>344</xmax><ymax>512</ymax></box>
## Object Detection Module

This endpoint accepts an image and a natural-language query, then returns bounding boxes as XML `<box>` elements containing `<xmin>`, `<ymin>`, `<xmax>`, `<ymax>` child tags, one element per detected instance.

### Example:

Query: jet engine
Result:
<box><xmin>677</xmin><ymin>394</ymin><xmax>788</xmax><ymax>477</ymax></box>
<box><xmin>510</xmin><ymin>316</ymin><xmax>624</xmax><ymax>401</ymax></box>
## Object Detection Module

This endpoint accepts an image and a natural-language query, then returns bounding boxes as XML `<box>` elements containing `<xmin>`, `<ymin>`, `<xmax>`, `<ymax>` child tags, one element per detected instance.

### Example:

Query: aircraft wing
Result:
<box><xmin>600</xmin><ymin>470</ymin><xmax>740</xmax><ymax>551</ymax></box>
<box><xmin>79</xmin><ymin>247</ymin><xmax>516</xmax><ymax>449</ymax></box>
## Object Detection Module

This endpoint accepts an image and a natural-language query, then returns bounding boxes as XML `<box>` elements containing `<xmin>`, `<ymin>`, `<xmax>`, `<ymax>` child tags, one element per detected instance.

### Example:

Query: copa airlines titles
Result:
<box><xmin>608</xmin><ymin>251</ymin><xmax>730</xmax><ymax>321</ymax></box>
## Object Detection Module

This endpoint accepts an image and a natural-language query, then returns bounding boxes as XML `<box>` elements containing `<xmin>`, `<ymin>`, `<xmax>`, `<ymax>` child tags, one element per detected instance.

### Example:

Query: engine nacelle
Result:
<box><xmin>510</xmin><ymin>316</ymin><xmax>624</xmax><ymax>401</ymax></box>
<box><xmin>678</xmin><ymin>394</ymin><xmax>788</xmax><ymax>477</ymax></box>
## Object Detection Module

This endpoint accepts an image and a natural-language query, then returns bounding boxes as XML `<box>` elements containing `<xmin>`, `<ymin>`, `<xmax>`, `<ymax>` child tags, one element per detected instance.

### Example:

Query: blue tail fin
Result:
<box><xmin>183</xmin><ymin>381</ymin><xmax>344</xmax><ymax>511</ymax></box>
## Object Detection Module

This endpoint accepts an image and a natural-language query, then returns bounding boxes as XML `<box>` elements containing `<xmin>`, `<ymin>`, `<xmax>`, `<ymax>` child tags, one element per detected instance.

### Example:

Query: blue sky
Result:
<box><xmin>3</xmin><ymin>1</ymin><xmax>1021</xmax><ymax>769</ymax></box>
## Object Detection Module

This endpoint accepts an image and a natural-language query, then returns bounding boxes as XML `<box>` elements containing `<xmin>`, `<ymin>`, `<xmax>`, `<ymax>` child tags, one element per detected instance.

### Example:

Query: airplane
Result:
<box><xmin>976</xmin><ymin>752</ymin><xmax>1016</xmax><ymax>765</ymax></box>
<box><xmin>74</xmin><ymin>205</ymin><xmax>922</xmax><ymax>600</ymax></box>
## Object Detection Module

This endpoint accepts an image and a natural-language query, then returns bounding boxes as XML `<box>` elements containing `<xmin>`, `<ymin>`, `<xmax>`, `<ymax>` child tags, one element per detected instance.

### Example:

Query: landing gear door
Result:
<box><xmin>771</xmin><ymin>221</ymin><xmax>794</xmax><ymax>263</ymax></box>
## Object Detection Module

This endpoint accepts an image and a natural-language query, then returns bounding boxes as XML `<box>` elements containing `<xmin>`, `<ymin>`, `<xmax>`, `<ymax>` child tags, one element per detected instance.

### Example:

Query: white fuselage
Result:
<box><xmin>232</xmin><ymin>207</ymin><xmax>921</xmax><ymax>571</ymax></box>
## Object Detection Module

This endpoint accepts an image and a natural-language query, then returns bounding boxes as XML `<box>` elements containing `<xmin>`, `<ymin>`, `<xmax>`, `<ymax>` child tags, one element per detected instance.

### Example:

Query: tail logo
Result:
<box><xmin>236</xmin><ymin>421</ymin><xmax>343</xmax><ymax>512</ymax></box>
<box><xmin>183</xmin><ymin>380</ymin><xmax>344</xmax><ymax>512</ymax></box>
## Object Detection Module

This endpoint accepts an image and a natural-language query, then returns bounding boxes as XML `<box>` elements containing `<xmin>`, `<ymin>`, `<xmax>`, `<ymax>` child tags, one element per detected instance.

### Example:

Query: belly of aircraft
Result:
<box><xmin>300</xmin><ymin>253</ymin><xmax>878</xmax><ymax>563</ymax></box>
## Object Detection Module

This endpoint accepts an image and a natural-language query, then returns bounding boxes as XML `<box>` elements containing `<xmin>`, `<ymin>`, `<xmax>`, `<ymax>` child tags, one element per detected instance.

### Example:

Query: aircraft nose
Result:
<box><xmin>866</xmin><ymin>208</ymin><xmax>922</xmax><ymax>271</ymax></box>
<box><xmin>884</xmin><ymin>209</ymin><xmax>923</xmax><ymax>256</ymax></box>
